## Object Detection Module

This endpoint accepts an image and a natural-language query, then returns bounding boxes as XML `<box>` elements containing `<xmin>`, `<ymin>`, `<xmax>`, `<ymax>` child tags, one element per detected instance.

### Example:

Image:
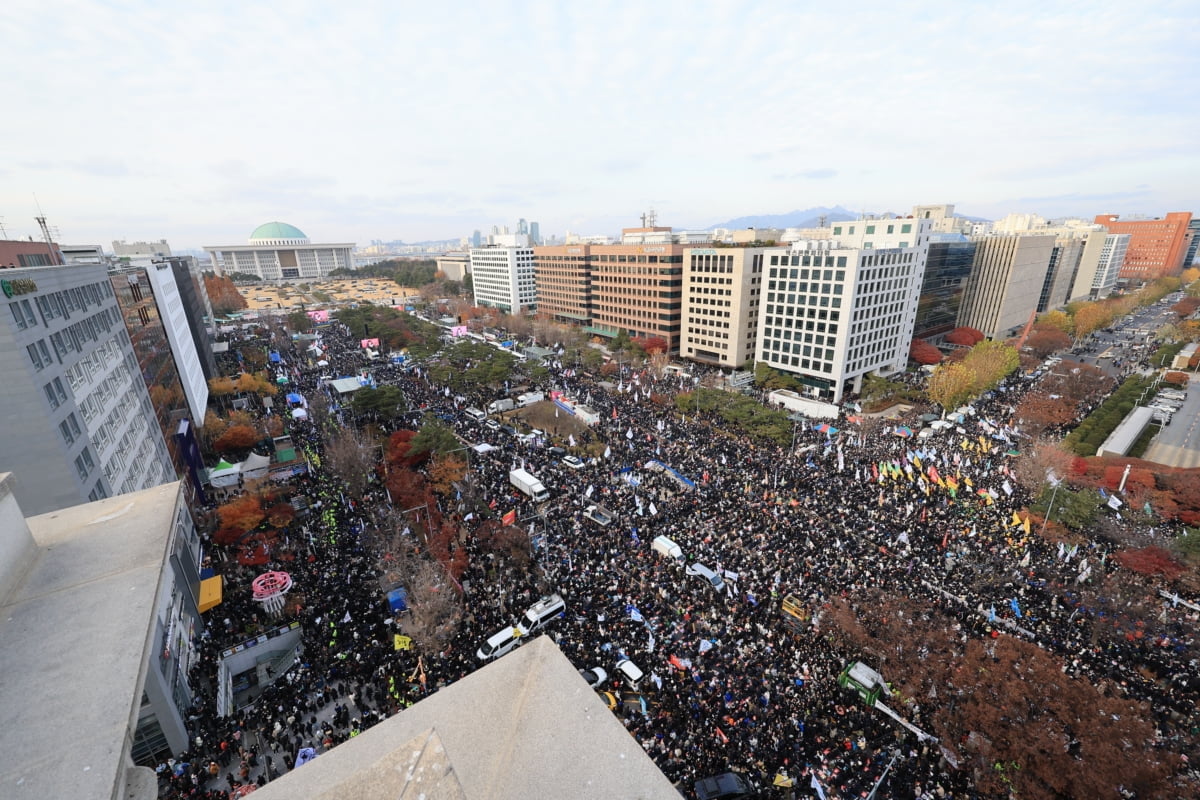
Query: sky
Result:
<box><xmin>2</xmin><ymin>0</ymin><xmax>1197</xmax><ymax>250</ymax></box>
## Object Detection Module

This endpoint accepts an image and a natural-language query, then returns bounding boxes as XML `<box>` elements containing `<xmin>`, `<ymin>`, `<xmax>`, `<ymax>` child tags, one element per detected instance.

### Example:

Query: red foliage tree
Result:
<box><xmin>214</xmin><ymin>494</ymin><xmax>266</xmax><ymax>544</ymax></box>
<box><xmin>1024</xmin><ymin>325</ymin><xmax>1072</xmax><ymax>358</ymax></box>
<box><xmin>908</xmin><ymin>338</ymin><xmax>943</xmax><ymax>365</ymax></box>
<box><xmin>1163</xmin><ymin>371</ymin><xmax>1189</xmax><ymax>385</ymax></box>
<box><xmin>386</xmin><ymin>429</ymin><xmax>429</xmax><ymax>468</ymax></box>
<box><xmin>633</xmin><ymin>335</ymin><xmax>669</xmax><ymax>354</ymax></box>
<box><xmin>1114</xmin><ymin>546</ymin><xmax>1186</xmax><ymax>580</ymax></box>
<box><xmin>945</xmin><ymin>326</ymin><xmax>985</xmax><ymax>346</ymax></box>
<box><xmin>1170</xmin><ymin>296</ymin><xmax>1200</xmax><ymax>317</ymax></box>
<box><xmin>213</xmin><ymin>424</ymin><xmax>261</xmax><ymax>453</ymax></box>
<box><xmin>1014</xmin><ymin>393</ymin><xmax>1075</xmax><ymax>434</ymax></box>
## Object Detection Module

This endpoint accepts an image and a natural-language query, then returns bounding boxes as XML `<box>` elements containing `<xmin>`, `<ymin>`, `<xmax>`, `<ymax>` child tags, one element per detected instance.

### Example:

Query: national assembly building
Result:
<box><xmin>204</xmin><ymin>221</ymin><xmax>354</xmax><ymax>280</ymax></box>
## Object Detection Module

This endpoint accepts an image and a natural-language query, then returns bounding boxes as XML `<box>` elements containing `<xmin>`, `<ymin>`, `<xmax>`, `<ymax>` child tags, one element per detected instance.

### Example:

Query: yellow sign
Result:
<box><xmin>393</xmin><ymin>634</ymin><xmax>413</xmax><ymax>651</ymax></box>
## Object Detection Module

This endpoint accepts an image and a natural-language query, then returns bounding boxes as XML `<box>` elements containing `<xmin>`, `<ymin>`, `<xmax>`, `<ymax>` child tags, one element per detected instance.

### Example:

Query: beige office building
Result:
<box><xmin>958</xmin><ymin>234</ymin><xmax>1055</xmax><ymax>338</ymax></box>
<box><xmin>681</xmin><ymin>246</ymin><xmax>766</xmax><ymax>367</ymax></box>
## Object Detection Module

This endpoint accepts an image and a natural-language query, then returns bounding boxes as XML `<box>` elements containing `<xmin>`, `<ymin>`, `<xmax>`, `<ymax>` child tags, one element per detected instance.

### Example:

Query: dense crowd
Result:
<box><xmin>158</xmin><ymin>316</ymin><xmax>1198</xmax><ymax>799</ymax></box>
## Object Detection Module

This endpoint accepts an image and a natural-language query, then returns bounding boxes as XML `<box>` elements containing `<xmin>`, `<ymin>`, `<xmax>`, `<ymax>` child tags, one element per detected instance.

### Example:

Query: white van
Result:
<box><xmin>652</xmin><ymin>535</ymin><xmax>684</xmax><ymax>561</ymax></box>
<box><xmin>615</xmin><ymin>658</ymin><xmax>644</xmax><ymax>687</ymax></box>
<box><xmin>519</xmin><ymin>593</ymin><xmax>565</xmax><ymax>633</ymax></box>
<box><xmin>687</xmin><ymin>562</ymin><xmax>726</xmax><ymax>592</ymax></box>
<box><xmin>465</xmin><ymin>407</ymin><xmax>486</xmax><ymax>422</ymax></box>
<box><xmin>476</xmin><ymin>625</ymin><xmax>523</xmax><ymax>661</ymax></box>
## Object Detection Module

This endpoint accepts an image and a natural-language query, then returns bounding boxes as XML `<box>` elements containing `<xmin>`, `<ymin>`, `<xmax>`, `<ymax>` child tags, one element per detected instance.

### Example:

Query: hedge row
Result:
<box><xmin>1063</xmin><ymin>375</ymin><xmax>1153</xmax><ymax>457</ymax></box>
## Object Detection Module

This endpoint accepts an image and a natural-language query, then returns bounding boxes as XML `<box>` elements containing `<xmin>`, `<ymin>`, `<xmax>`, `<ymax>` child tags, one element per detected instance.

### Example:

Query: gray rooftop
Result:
<box><xmin>0</xmin><ymin>475</ymin><xmax>180</xmax><ymax>800</ymax></box>
<box><xmin>1097</xmin><ymin>406</ymin><xmax>1155</xmax><ymax>457</ymax></box>
<box><xmin>330</xmin><ymin>377</ymin><xmax>364</xmax><ymax>394</ymax></box>
<box><xmin>250</xmin><ymin>636</ymin><xmax>679</xmax><ymax>800</ymax></box>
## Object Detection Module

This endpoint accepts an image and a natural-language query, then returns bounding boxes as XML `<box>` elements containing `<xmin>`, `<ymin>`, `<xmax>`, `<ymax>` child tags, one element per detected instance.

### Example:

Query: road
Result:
<box><xmin>1142</xmin><ymin>372</ymin><xmax>1200</xmax><ymax>466</ymax></box>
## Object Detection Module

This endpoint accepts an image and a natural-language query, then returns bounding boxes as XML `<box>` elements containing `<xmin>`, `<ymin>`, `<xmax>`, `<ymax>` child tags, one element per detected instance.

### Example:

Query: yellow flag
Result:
<box><xmin>1023</xmin><ymin>515</ymin><xmax>1032</xmax><ymax>535</ymax></box>
<box><xmin>393</xmin><ymin>634</ymin><xmax>413</xmax><ymax>651</ymax></box>
<box><xmin>1011</xmin><ymin>511</ymin><xmax>1022</xmax><ymax>528</ymax></box>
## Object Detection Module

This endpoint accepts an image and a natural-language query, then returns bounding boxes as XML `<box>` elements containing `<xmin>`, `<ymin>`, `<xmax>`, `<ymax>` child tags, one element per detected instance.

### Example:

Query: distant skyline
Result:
<box><xmin>3</xmin><ymin>1</ymin><xmax>1197</xmax><ymax>250</ymax></box>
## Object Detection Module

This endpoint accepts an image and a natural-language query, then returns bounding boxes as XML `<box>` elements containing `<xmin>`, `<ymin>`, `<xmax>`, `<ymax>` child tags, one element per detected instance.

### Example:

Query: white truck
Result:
<box><xmin>516</xmin><ymin>391</ymin><xmax>544</xmax><ymax>407</ymax></box>
<box><xmin>488</xmin><ymin>398</ymin><xmax>515</xmax><ymax>414</ymax></box>
<box><xmin>509</xmin><ymin>468</ymin><xmax>550</xmax><ymax>502</ymax></box>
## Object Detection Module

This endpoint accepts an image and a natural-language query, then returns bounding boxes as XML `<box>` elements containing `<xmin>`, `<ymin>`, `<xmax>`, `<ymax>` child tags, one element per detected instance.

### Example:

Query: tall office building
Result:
<box><xmin>756</xmin><ymin>218</ymin><xmax>931</xmax><ymax>402</ymax></box>
<box><xmin>532</xmin><ymin>243</ymin><xmax>594</xmax><ymax>326</ymax></box>
<box><xmin>204</xmin><ymin>222</ymin><xmax>355</xmax><ymax>280</ymax></box>
<box><xmin>0</xmin><ymin>263</ymin><xmax>175</xmax><ymax>515</ymax></box>
<box><xmin>529</xmin><ymin>221</ymin><xmax>541</xmax><ymax>246</ymax></box>
<box><xmin>957</xmin><ymin>234</ymin><xmax>1055</xmax><ymax>339</ymax></box>
<box><xmin>913</xmin><ymin>234</ymin><xmax>977</xmax><ymax>340</ymax></box>
<box><xmin>680</xmin><ymin>246</ymin><xmax>766</xmax><ymax>367</ymax></box>
<box><xmin>1088</xmin><ymin>234</ymin><xmax>1132</xmax><ymax>297</ymax></box>
<box><xmin>470</xmin><ymin>235</ymin><xmax>536</xmax><ymax>314</ymax></box>
<box><xmin>1038</xmin><ymin>236</ymin><xmax>1087</xmax><ymax>313</ymax></box>
<box><xmin>1182</xmin><ymin>218</ymin><xmax>1200</xmax><ymax>269</ymax></box>
<box><xmin>164</xmin><ymin>256</ymin><xmax>218</xmax><ymax>381</ymax></box>
<box><xmin>1094</xmin><ymin>212</ymin><xmax>1193</xmax><ymax>282</ymax></box>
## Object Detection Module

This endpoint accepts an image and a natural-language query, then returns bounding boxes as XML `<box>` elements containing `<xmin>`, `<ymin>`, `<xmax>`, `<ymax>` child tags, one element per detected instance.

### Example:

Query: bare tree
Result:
<box><xmin>1012</xmin><ymin>438</ymin><xmax>1075</xmax><ymax>493</ymax></box>
<box><xmin>399</xmin><ymin>560</ymin><xmax>463</xmax><ymax>652</ymax></box>
<box><xmin>324</xmin><ymin>426</ymin><xmax>380</xmax><ymax>499</ymax></box>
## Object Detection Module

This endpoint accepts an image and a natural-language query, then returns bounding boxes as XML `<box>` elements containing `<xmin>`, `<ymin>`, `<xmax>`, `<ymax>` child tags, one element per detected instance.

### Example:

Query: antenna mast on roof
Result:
<box><xmin>818</xmin><ymin>215</ymin><xmax>827</xmax><ymax>228</ymax></box>
<box><xmin>646</xmin><ymin>208</ymin><xmax>657</xmax><ymax>227</ymax></box>
<box><xmin>33</xmin><ymin>194</ymin><xmax>63</xmax><ymax>265</ymax></box>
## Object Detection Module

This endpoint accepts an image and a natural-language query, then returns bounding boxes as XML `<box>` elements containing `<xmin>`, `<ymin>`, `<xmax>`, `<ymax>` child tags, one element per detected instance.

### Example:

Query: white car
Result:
<box><xmin>562</xmin><ymin>455</ymin><xmax>585</xmax><ymax>470</ymax></box>
<box><xmin>615</xmin><ymin>658</ymin><xmax>644</xmax><ymax>687</ymax></box>
<box><xmin>686</xmin><ymin>562</ymin><xmax>726</xmax><ymax>592</ymax></box>
<box><xmin>579</xmin><ymin>667</ymin><xmax>607</xmax><ymax>688</ymax></box>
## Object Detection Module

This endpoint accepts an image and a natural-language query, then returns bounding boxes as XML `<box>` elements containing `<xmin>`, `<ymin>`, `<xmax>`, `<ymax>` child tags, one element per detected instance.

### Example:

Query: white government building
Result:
<box><xmin>204</xmin><ymin>222</ymin><xmax>355</xmax><ymax>280</ymax></box>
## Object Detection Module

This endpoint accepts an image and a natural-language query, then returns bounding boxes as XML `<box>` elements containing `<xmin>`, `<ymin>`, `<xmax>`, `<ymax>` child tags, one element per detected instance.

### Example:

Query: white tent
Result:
<box><xmin>241</xmin><ymin>452</ymin><xmax>272</xmax><ymax>480</ymax></box>
<box><xmin>472</xmin><ymin>443</ymin><xmax>497</xmax><ymax>453</ymax></box>
<box><xmin>208</xmin><ymin>459</ymin><xmax>241</xmax><ymax>488</ymax></box>
<box><xmin>291</xmin><ymin>407</ymin><xmax>309</xmax><ymax>419</ymax></box>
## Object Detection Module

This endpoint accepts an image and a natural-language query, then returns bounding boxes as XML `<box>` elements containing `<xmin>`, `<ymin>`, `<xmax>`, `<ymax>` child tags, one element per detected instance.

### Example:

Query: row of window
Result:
<box><xmin>762</xmin><ymin>349</ymin><xmax>835</xmax><ymax>374</ymax></box>
<box><xmin>832</xmin><ymin>223</ymin><xmax>913</xmax><ymax>235</ymax></box>
<box><xmin>770</xmin><ymin>255</ymin><xmax>847</xmax><ymax>268</ymax></box>
<box><xmin>34</xmin><ymin>279</ymin><xmax>114</xmax><ymax>324</ymax></box>
<box><xmin>769</xmin><ymin>268</ymin><xmax>846</xmax><ymax>281</ymax></box>
<box><xmin>8</xmin><ymin>298</ymin><xmax>37</xmax><ymax>330</ymax></box>
<box><xmin>60</xmin><ymin>413</ymin><xmax>82</xmax><ymax>446</ymax></box>
<box><xmin>74</xmin><ymin>446</ymin><xmax>96</xmax><ymax>481</ymax></box>
<box><xmin>49</xmin><ymin>307</ymin><xmax>122</xmax><ymax>359</ymax></box>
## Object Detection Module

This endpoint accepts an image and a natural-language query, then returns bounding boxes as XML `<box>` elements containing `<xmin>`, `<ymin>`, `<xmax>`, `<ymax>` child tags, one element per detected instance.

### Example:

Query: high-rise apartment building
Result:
<box><xmin>470</xmin><ymin>236</ymin><xmax>536</xmax><ymax>314</ymax></box>
<box><xmin>680</xmin><ymin>246</ymin><xmax>766</xmax><ymax>367</ymax></box>
<box><xmin>204</xmin><ymin>222</ymin><xmax>355</xmax><ymax>280</ymax></box>
<box><xmin>756</xmin><ymin>218</ymin><xmax>931</xmax><ymax>402</ymax></box>
<box><xmin>957</xmin><ymin>234</ymin><xmax>1055</xmax><ymax>339</ymax></box>
<box><xmin>0</xmin><ymin>263</ymin><xmax>175</xmax><ymax>515</ymax></box>
<box><xmin>1094</xmin><ymin>212</ymin><xmax>1193</xmax><ymax>282</ymax></box>
<box><xmin>913</xmin><ymin>235</ymin><xmax>976</xmax><ymax>340</ymax></box>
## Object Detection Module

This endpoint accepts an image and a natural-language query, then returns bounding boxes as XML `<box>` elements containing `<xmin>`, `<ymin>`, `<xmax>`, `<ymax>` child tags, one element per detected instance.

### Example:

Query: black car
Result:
<box><xmin>500</xmin><ymin>424</ymin><xmax>518</xmax><ymax>436</ymax></box>
<box><xmin>694</xmin><ymin>772</ymin><xmax>752</xmax><ymax>800</ymax></box>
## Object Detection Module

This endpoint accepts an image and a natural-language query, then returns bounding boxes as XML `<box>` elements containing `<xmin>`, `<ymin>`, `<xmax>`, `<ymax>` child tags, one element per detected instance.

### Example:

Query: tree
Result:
<box><xmin>909</xmin><ymin>338</ymin><xmax>943</xmax><ymax>365</ymax></box>
<box><xmin>961</xmin><ymin>340</ymin><xmax>1019</xmax><ymax>393</ymax></box>
<box><xmin>214</xmin><ymin>493</ymin><xmax>266</xmax><ymax>544</ymax></box>
<box><xmin>1012</xmin><ymin>439</ymin><xmax>1076</xmax><ymax>494</ymax></box>
<box><xmin>1014</xmin><ymin>393</ymin><xmax>1076</xmax><ymax>436</ymax></box>
<box><xmin>1024</xmin><ymin>326</ymin><xmax>1071</xmax><ymax>359</ymax></box>
<box><xmin>235</xmin><ymin>371</ymin><xmax>277</xmax><ymax>396</ymax></box>
<box><xmin>208</xmin><ymin>376</ymin><xmax>237</xmax><ymax>398</ymax></box>
<box><xmin>1170</xmin><ymin>296</ymin><xmax>1200</xmax><ymax>318</ymax></box>
<box><xmin>427</xmin><ymin>453</ymin><xmax>467</xmax><ymax>495</ymax></box>
<box><xmin>325</xmin><ymin>427</ymin><xmax>379</xmax><ymax>498</ymax></box>
<box><xmin>409</xmin><ymin>415</ymin><xmax>460</xmax><ymax>458</ymax></box>
<box><xmin>1038</xmin><ymin>309</ymin><xmax>1074</xmax><ymax>336</ymax></box>
<box><xmin>204</xmin><ymin>274</ymin><xmax>248</xmax><ymax>315</ymax></box>
<box><xmin>633</xmin><ymin>335</ymin><xmax>669</xmax><ymax>354</ymax></box>
<box><xmin>1072</xmin><ymin>302</ymin><xmax>1112</xmax><ymax>339</ymax></box>
<box><xmin>352</xmin><ymin>385</ymin><xmax>407</xmax><ymax>420</ymax></box>
<box><xmin>286</xmin><ymin>310</ymin><xmax>312</xmax><ymax>333</ymax></box>
<box><xmin>213</xmin><ymin>424</ymin><xmax>262</xmax><ymax>453</ymax></box>
<box><xmin>926</xmin><ymin>362</ymin><xmax>977</xmax><ymax>411</ymax></box>
<box><xmin>398</xmin><ymin>560</ymin><xmax>463</xmax><ymax>652</ymax></box>
<box><xmin>945</xmin><ymin>326</ymin><xmax>985</xmax><ymax>346</ymax></box>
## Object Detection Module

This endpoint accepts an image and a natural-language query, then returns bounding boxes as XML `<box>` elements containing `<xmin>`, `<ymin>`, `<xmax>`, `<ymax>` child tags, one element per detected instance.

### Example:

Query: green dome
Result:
<box><xmin>249</xmin><ymin>221</ymin><xmax>308</xmax><ymax>243</ymax></box>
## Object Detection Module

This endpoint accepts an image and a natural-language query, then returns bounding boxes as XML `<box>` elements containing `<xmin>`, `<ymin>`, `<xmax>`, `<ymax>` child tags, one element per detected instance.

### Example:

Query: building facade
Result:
<box><xmin>0</xmin><ymin>263</ymin><xmax>175</xmax><ymax>515</ymax></box>
<box><xmin>913</xmin><ymin>235</ymin><xmax>976</xmax><ymax>340</ymax></box>
<box><xmin>532</xmin><ymin>244</ymin><xmax>594</xmax><ymax>326</ymax></box>
<box><xmin>756</xmin><ymin>218</ymin><xmax>931</xmax><ymax>402</ymax></box>
<box><xmin>1094</xmin><ymin>212</ymin><xmax>1193</xmax><ymax>282</ymax></box>
<box><xmin>586</xmin><ymin>241</ymin><xmax>686</xmax><ymax>352</ymax></box>
<box><xmin>1085</xmin><ymin>233</ymin><xmax>1131</xmax><ymax>298</ymax></box>
<box><xmin>204</xmin><ymin>222</ymin><xmax>355</xmax><ymax>281</ymax></box>
<box><xmin>680</xmin><ymin>246</ymin><xmax>765</xmax><ymax>367</ymax></box>
<box><xmin>0</xmin><ymin>238</ymin><xmax>63</xmax><ymax>268</ymax></box>
<box><xmin>957</xmin><ymin>234</ymin><xmax>1055</xmax><ymax>339</ymax></box>
<box><xmin>470</xmin><ymin>238</ymin><xmax>536</xmax><ymax>314</ymax></box>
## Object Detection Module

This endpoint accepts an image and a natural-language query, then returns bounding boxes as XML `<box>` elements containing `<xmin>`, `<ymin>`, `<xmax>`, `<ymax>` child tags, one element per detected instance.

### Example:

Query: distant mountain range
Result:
<box><xmin>703</xmin><ymin>205</ymin><xmax>990</xmax><ymax>231</ymax></box>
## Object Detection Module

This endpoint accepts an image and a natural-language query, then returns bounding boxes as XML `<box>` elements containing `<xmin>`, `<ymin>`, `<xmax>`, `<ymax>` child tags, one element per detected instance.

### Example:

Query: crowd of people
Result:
<box><xmin>158</xmin><ymin>313</ymin><xmax>1198</xmax><ymax>799</ymax></box>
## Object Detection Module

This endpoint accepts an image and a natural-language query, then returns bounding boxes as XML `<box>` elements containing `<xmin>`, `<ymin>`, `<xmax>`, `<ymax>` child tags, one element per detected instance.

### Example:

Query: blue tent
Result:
<box><xmin>269</xmin><ymin>351</ymin><xmax>282</xmax><ymax>363</ymax></box>
<box><xmin>286</xmin><ymin>392</ymin><xmax>303</xmax><ymax>405</ymax></box>
<box><xmin>386</xmin><ymin>587</ymin><xmax>408</xmax><ymax>612</ymax></box>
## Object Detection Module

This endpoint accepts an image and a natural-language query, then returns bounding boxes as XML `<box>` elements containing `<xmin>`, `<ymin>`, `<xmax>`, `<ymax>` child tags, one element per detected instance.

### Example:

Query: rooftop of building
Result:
<box><xmin>0</xmin><ymin>475</ymin><xmax>181</xmax><ymax>800</ymax></box>
<box><xmin>250</xmin><ymin>636</ymin><xmax>680</xmax><ymax>800</ymax></box>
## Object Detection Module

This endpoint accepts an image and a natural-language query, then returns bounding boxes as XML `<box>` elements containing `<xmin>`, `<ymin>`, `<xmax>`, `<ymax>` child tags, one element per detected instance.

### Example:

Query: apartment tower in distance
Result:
<box><xmin>1094</xmin><ymin>212</ymin><xmax>1193</xmax><ymax>282</ymax></box>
